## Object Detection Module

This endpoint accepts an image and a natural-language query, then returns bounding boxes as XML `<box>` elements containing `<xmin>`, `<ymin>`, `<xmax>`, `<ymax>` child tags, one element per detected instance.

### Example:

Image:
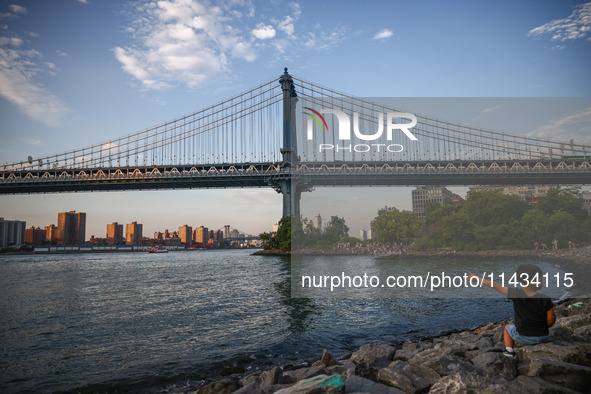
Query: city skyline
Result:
<box><xmin>18</xmin><ymin>208</ymin><xmax>259</xmax><ymax>243</ymax></box>
<box><xmin>1</xmin><ymin>1</ymin><xmax>590</xmax><ymax>237</ymax></box>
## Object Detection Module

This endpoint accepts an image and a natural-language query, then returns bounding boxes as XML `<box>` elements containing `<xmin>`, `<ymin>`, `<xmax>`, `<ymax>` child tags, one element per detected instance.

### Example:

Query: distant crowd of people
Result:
<box><xmin>533</xmin><ymin>239</ymin><xmax>577</xmax><ymax>251</ymax></box>
<box><xmin>334</xmin><ymin>241</ymin><xmax>415</xmax><ymax>255</ymax></box>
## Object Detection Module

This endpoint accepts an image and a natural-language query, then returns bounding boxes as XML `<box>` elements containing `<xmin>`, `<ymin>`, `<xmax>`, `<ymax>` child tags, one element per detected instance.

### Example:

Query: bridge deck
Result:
<box><xmin>1</xmin><ymin>159</ymin><xmax>589</xmax><ymax>194</ymax></box>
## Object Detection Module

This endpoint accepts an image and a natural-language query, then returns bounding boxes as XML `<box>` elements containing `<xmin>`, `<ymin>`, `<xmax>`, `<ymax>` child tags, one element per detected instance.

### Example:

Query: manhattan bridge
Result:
<box><xmin>1</xmin><ymin>69</ymin><xmax>590</xmax><ymax>217</ymax></box>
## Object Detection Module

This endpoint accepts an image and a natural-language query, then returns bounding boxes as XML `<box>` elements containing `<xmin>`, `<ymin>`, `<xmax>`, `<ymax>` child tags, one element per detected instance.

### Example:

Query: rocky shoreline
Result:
<box><xmin>177</xmin><ymin>247</ymin><xmax>591</xmax><ymax>393</ymax></box>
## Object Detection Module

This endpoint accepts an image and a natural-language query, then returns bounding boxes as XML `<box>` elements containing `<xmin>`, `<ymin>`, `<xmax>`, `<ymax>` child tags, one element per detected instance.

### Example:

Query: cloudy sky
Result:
<box><xmin>1</xmin><ymin>0</ymin><xmax>590</xmax><ymax>239</ymax></box>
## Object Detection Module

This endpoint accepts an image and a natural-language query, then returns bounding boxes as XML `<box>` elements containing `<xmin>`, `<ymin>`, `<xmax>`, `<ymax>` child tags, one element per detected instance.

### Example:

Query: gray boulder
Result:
<box><xmin>284</xmin><ymin>365</ymin><xmax>326</xmax><ymax>382</ymax></box>
<box><xmin>259</xmin><ymin>366</ymin><xmax>282</xmax><ymax>393</ymax></box>
<box><xmin>471</xmin><ymin>351</ymin><xmax>518</xmax><ymax>380</ymax></box>
<box><xmin>429</xmin><ymin>373</ymin><xmax>510</xmax><ymax>394</ymax></box>
<box><xmin>350</xmin><ymin>343</ymin><xmax>396</xmax><ymax>364</ymax></box>
<box><xmin>518</xmin><ymin>341</ymin><xmax>591</xmax><ymax>376</ymax></box>
<box><xmin>344</xmin><ymin>375</ymin><xmax>404</xmax><ymax>393</ymax></box>
<box><xmin>525</xmin><ymin>359</ymin><xmax>591</xmax><ymax>392</ymax></box>
<box><xmin>376</xmin><ymin>365</ymin><xmax>415</xmax><ymax>393</ymax></box>
<box><xmin>509</xmin><ymin>375</ymin><xmax>581</xmax><ymax>394</ymax></box>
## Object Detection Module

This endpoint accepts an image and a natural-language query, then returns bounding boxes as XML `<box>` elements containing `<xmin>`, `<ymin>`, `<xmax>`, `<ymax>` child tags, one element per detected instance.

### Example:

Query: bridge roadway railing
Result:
<box><xmin>293</xmin><ymin>159</ymin><xmax>591</xmax><ymax>186</ymax></box>
<box><xmin>0</xmin><ymin>159</ymin><xmax>590</xmax><ymax>193</ymax></box>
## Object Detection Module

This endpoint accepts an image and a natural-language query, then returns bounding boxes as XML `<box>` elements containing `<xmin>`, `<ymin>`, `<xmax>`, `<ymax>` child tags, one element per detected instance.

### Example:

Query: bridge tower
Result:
<box><xmin>276</xmin><ymin>68</ymin><xmax>304</xmax><ymax>218</ymax></box>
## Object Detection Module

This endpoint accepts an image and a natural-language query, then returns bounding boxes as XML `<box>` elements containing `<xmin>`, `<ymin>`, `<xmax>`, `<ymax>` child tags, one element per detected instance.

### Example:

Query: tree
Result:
<box><xmin>260</xmin><ymin>216</ymin><xmax>296</xmax><ymax>251</ymax></box>
<box><xmin>323</xmin><ymin>216</ymin><xmax>349</xmax><ymax>244</ymax></box>
<box><xmin>371</xmin><ymin>206</ymin><xmax>424</xmax><ymax>243</ymax></box>
<box><xmin>442</xmin><ymin>210</ymin><xmax>474</xmax><ymax>250</ymax></box>
<box><xmin>464</xmin><ymin>190</ymin><xmax>529</xmax><ymax>227</ymax></box>
<box><xmin>538</xmin><ymin>188</ymin><xmax>588</xmax><ymax>221</ymax></box>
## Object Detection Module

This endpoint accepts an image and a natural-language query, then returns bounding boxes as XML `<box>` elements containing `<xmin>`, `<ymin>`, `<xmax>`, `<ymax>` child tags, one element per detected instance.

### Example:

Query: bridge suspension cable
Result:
<box><xmin>2</xmin><ymin>79</ymin><xmax>283</xmax><ymax>172</ymax></box>
<box><xmin>293</xmin><ymin>77</ymin><xmax>591</xmax><ymax>163</ymax></box>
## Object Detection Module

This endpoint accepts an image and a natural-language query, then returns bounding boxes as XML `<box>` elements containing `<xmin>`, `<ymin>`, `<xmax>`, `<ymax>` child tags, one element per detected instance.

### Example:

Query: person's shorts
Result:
<box><xmin>507</xmin><ymin>323</ymin><xmax>549</xmax><ymax>345</ymax></box>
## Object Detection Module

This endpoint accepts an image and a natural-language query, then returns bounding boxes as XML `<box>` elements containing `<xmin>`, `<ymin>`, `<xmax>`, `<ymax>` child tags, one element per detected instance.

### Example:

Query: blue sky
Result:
<box><xmin>1</xmin><ymin>0</ymin><xmax>590</xmax><ymax>239</ymax></box>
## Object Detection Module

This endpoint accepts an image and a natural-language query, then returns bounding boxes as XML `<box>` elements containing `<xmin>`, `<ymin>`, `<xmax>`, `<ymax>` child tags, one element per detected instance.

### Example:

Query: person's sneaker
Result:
<box><xmin>503</xmin><ymin>351</ymin><xmax>516</xmax><ymax>359</ymax></box>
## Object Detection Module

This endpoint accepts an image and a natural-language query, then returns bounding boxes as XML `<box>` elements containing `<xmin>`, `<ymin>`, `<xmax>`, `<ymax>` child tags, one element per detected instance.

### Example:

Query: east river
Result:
<box><xmin>0</xmin><ymin>249</ymin><xmax>570</xmax><ymax>393</ymax></box>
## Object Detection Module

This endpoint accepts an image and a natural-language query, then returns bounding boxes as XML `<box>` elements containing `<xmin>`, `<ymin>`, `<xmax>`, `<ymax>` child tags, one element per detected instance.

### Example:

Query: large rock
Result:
<box><xmin>470</xmin><ymin>351</ymin><xmax>518</xmax><ymax>380</ymax></box>
<box><xmin>438</xmin><ymin>355</ymin><xmax>478</xmax><ymax>376</ymax></box>
<box><xmin>350</xmin><ymin>343</ymin><xmax>396</xmax><ymax>364</ymax></box>
<box><xmin>408</xmin><ymin>347</ymin><xmax>477</xmax><ymax>377</ymax></box>
<box><xmin>284</xmin><ymin>365</ymin><xmax>326</xmax><ymax>382</ymax></box>
<box><xmin>429</xmin><ymin>373</ymin><xmax>510</xmax><ymax>394</ymax></box>
<box><xmin>344</xmin><ymin>375</ymin><xmax>404</xmax><ymax>394</ymax></box>
<box><xmin>509</xmin><ymin>375</ymin><xmax>581</xmax><ymax>394</ymax></box>
<box><xmin>555</xmin><ymin>313</ymin><xmax>591</xmax><ymax>331</ymax></box>
<box><xmin>402</xmin><ymin>363</ymin><xmax>440</xmax><ymax>392</ymax></box>
<box><xmin>353</xmin><ymin>358</ymin><xmax>389</xmax><ymax>381</ymax></box>
<box><xmin>320</xmin><ymin>349</ymin><xmax>338</xmax><ymax>368</ymax></box>
<box><xmin>394</xmin><ymin>348</ymin><xmax>420</xmax><ymax>362</ymax></box>
<box><xmin>274</xmin><ymin>374</ymin><xmax>344</xmax><ymax>394</ymax></box>
<box><xmin>232</xmin><ymin>382</ymin><xmax>264</xmax><ymax>394</ymax></box>
<box><xmin>525</xmin><ymin>359</ymin><xmax>591</xmax><ymax>392</ymax></box>
<box><xmin>376</xmin><ymin>365</ymin><xmax>415</xmax><ymax>393</ymax></box>
<box><xmin>408</xmin><ymin>348</ymin><xmax>451</xmax><ymax>372</ymax></box>
<box><xmin>518</xmin><ymin>341</ymin><xmax>591</xmax><ymax>376</ymax></box>
<box><xmin>196</xmin><ymin>379</ymin><xmax>240</xmax><ymax>394</ymax></box>
<box><xmin>259</xmin><ymin>366</ymin><xmax>282</xmax><ymax>393</ymax></box>
<box><xmin>433</xmin><ymin>339</ymin><xmax>477</xmax><ymax>355</ymax></box>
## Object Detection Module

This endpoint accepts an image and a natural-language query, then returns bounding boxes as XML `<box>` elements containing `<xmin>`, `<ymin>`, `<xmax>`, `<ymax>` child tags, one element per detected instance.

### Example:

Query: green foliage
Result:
<box><xmin>298</xmin><ymin>215</ymin><xmax>350</xmax><ymax>249</ymax></box>
<box><xmin>370</xmin><ymin>206</ymin><xmax>424</xmax><ymax>243</ymax></box>
<box><xmin>420</xmin><ymin>188</ymin><xmax>591</xmax><ymax>251</ymax></box>
<box><xmin>538</xmin><ymin>188</ymin><xmax>589</xmax><ymax>221</ymax></box>
<box><xmin>260</xmin><ymin>216</ymin><xmax>293</xmax><ymax>251</ymax></box>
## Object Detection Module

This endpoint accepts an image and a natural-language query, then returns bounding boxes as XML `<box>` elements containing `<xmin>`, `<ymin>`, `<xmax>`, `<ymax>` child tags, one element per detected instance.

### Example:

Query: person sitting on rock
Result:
<box><xmin>469</xmin><ymin>264</ymin><xmax>556</xmax><ymax>358</ymax></box>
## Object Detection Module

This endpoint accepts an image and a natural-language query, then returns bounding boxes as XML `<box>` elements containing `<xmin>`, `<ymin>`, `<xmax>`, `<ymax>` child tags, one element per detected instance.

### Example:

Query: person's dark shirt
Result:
<box><xmin>507</xmin><ymin>287</ymin><xmax>553</xmax><ymax>336</ymax></box>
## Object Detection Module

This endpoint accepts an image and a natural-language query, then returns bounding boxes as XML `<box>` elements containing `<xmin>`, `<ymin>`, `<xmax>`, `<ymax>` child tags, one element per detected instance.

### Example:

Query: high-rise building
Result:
<box><xmin>45</xmin><ymin>224</ymin><xmax>58</xmax><ymax>243</ymax></box>
<box><xmin>106</xmin><ymin>222</ymin><xmax>124</xmax><ymax>245</ymax></box>
<box><xmin>315</xmin><ymin>214</ymin><xmax>322</xmax><ymax>230</ymax></box>
<box><xmin>224</xmin><ymin>225</ymin><xmax>230</xmax><ymax>240</ymax></box>
<box><xmin>209</xmin><ymin>230</ymin><xmax>223</xmax><ymax>244</ymax></box>
<box><xmin>126</xmin><ymin>222</ymin><xmax>143</xmax><ymax>245</ymax></box>
<box><xmin>179</xmin><ymin>225</ymin><xmax>193</xmax><ymax>244</ymax></box>
<box><xmin>194</xmin><ymin>226</ymin><xmax>208</xmax><ymax>244</ymax></box>
<box><xmin>57</xmin><ymin>211</ymin><xmax>86</xmax><ymax>245</ymax></box>
<box><xmin>25</xmin><ymin>226</ymin><xmax>46</xmax><ymax>244</ymax></box>
<box><xmin>0</xmin><ymin>218</ymin><xmax>26</xmax><ymax>247</ymax></box>
<box><xmin>411</xmin><ymin>187</ymin><xmax>461</xmax><ymax>221</ymax></box>
<box><xmin>360</xmin><ymin>229</ymin><xmax>367</xmax><ymax>241</ymax></box>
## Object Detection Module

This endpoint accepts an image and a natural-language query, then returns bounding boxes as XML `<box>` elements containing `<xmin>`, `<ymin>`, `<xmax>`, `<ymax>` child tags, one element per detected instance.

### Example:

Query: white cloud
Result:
<box><xmin>0</xmin><ymin>4</ymin><xmax>27</xmax><ymax>18</ymax></box>
<box><xmin>0</xmin><ymin>36</ymin><xmax>22</xmax><ymax>46</ymax></box>
<box><xmin>303</xmin><ymin>26</ymin><xmax>347</xmax><ymax>50</ymax></box>
<box><xmin>526</xmin><ymin>106</ymin><xmax>591</xmax><ymax>144</ymax></box>
<box><xmin>527</xmin><ymin>2</ymin><xmax>591</xmax><ymax>44</ymax></box>
<box><xmin>372</xmin><ymin>28</ymin><xmax>393</xmax><ymax>40</ymax></box>
<box><xmin>278</xmin><ymin>15</ymin><xmax>296</xmax><ymax>37</ymax></box>
<box><xmin>275</xmin><ymin>2</ymin><xmax>301</xmax><ymax>38</ymax></box>
<box><xmin>252</xmin><ymin>23</ymin><xmax>275</xmax><ymax>39</ymax></box>
<box><xmin>20</xmin><ymin>137</ymin><xmax>42</xmax><ymax>146</ymax></box>
<box><xmin>114</xmin><ymin>0</ymin><xmax>257</xmax><ymax>90</ymax></box>
<box><xmin>0</xmin><ymin>41</ymin><xmax>69</xmax><ymax>126</ymax></box>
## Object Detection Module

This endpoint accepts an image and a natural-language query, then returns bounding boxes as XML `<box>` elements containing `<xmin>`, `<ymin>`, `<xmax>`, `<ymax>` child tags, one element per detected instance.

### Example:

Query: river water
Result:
<box><xmin>0</xmin><ymin>250</ymin><xmax>565</xmax><ymax>393</ymax></box>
